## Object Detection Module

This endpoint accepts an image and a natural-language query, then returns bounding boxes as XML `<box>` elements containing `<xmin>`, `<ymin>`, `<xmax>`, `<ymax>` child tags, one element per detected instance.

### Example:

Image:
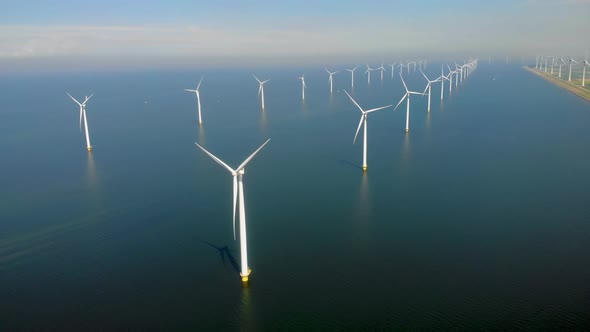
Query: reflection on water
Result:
<box><xmin>425</xmin><ymin>111</ymin><xmax>432</xmax><ymax>131</ymax></box>
<box><xmin>86</xmin><ymin>152</ymin><xmax>97</xmax><ymax>189</ymax></box>
<box><xmin>440</xmin><ymin>100</ymin><xmax>445</xmax><ymax>112</ymax></box>
<box><xmin>400</xmin><ymin>134</ymin><xmax>411</xmax><ymax>172</ymax></box>
<box><xmin>239</xmin><ymin>285</ymin><xmax>256</xmax><ymax>330</ymax></box>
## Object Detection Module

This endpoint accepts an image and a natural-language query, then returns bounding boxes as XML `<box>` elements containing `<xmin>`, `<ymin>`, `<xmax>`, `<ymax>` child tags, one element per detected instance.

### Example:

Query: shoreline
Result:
<box><xmin>523</xmin><ymin>66</ymin><xmax>590</xmax><ymax>102</ymax></box>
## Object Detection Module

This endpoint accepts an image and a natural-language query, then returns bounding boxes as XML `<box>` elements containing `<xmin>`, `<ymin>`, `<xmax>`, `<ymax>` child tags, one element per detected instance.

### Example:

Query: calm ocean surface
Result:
<box><xmin>1</xmin><ymin>64</ymin><xmax>589</xmax><ymax>330</ymax></box>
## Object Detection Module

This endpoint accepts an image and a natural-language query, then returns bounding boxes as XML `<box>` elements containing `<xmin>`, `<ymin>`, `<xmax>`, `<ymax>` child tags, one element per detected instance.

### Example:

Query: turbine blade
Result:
<box><xmin>194</xmin><ymin>142</ymin><xmax>236</xmax><ymax>174</ymax></box>
<box><xmin>366</xmin><ymin>104</ymin><xmax>393</xmax><ymax>113</ymax></box>
<box><xmin>197</xmin><ymin>75</ymin><xmax>204</xmax><ymax>90</ymax></box>
<box><xmin>394</xmin><ymin>94</ymin><xmax>408</xmax><ymax>111</ymax></box>
<box><xmin>400</xmin><ymin>74</ymin><xmax>409</xmax><ymax>92</ymax></box>
<box><xmin>79</xmin><ymin>108</ymin><xmax>83</xmax><ymax>131</ymax></box>
<box><xmin>253</xmin><ymin>74</ymin><xmax>261</xmax><ymax>84</ymax></box>
<box><xmin>353</xmin><ymin>115</ymin><xmax>364</xmax><ymax>144</ymax></box>
<box><xmin>67</xmin><ymin>93</ymin><xmax>82</xmax><ymax>106</ymax></box>
<box><xmin>236</xmin><ymin>138</ymin><xmax>271</xmax><ymax>171</ymax></box>
<box><xmin>344</xmin><ymin>90</ymin><xmax>364</xmax><ymax>113</ymax></box>
<box><xmin>82</xmin><ymin>93</ymin><xmax>94</xmax><ymax>105</ymax></box>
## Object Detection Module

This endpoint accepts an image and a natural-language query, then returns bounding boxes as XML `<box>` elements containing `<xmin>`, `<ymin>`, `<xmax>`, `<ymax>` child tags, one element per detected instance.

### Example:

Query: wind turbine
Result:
<box><xmin>446</xmin><ymin>64</ymin><xmax>455</xmax><ymax>94</ymax></box>
<box><xmin>365</xmin><ymin>64</ymin><xmax>374</xmax><ymax>84</ymax></box>
<box><xmin>420</xmin><ymin>69</ymin><xmax>440</xmax><ymax>112</ymax></box>
<box><xmin>253</xmin><ymin>75</ymin><xmax>270</xmax><ymax>110</ymax></box>
<box><xmin>439</xmin><ymin>65</ymin><xmax>451</xmax><ymax>101</ymax></box>
<box><xmin>298</xmin><ymin>75</ymin><xmax>306</xmax><ymax>101</ymax></box>
<box><xmin>394</xmin><ymin>74</ymin><xmax>425</xmax><ymax>133</ymax></box>
<box><xmin>67</xmin><ymin>93</ymin><xmax>94</xmax><ymax>152</ymax></box>
<box><xmin>346</xmin><ymin>66</ymin><xmax>357</xmax><ymax>89</ymax></box>
<box><xmin>326</xmin><ymin>68</ymin><xmax>338</xmax><ymax>94</ymax></box>
<box><xmin>194</xmin><ymin>139</ymin><xmax>271</xmax><ymax>285</ymax></box>
<box><xmin>344</xmin><ymin>90</ymin><xmax>392</xmax><ymax>172</ymax></box>
<box><xmin>389</xmin><ymin>63</ymin><xmax>396</xmax><ymax>79</ymax></box>
<box><xmin>378</xmin><ymin>62</ymin><xmax>386</xmax><ymax>81</ymax></box>
<box><xmin>184</xmin><ymin>76</ymin><xmax>204</xmax><ymax>125</ymax></box>
<box><xmin>568</xmin><ymin>58</ymin><xmax>578</xmax><ymax>82</ymax></box>
<box><xmin>397</xmin><ymin>63</ymin><xmax>406</xmax><ymax>76</ymax></box>
<box><xmin>583</xmin><ymin>59</ymin><xmax>589</xmax><ymax>87</ymax></box>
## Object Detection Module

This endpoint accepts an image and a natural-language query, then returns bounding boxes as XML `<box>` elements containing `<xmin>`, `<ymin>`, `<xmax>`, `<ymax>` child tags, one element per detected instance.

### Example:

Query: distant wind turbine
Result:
<box><xmin>194</xmin><ymin>139</ymin><xmax>271</xmax><ymax>285</ymax></box>
<box><xmin>446</xmin><ymin>64</ymin><xmax>456</xmax><ymax>94</ymax></box>
<box><xmin>344</xmin><ymin>90</ymin><xmax>392</xmax><ymax>172</ymax></box>
<box><xmin>378</xmin><ymin>62</ymin><xmax>386</xmax><ymax>81</ymax></box>
<box><xmin>184</xmin><ymin>76</ymin><xmax>205</xmax><ymax>125</ymax></box>
<box><xmin>298</xmin><ymin>75</ymin><xmax>306</xmax><ymax>101</ymax></box>
<box><xmin>253</xmin><ymin>75</ymin><xmax>270</xmax><ymax>110</ymax></box>
<box><xmin>346</xmin><ymin>66</ymin><xmax>357</xmax><ymax>89</ymax></box>
<box><xmin>420</xmin><ymin>69</ymin><xmax>440</xmax><ymax>112</ymax></box>
<box><xmin>583</xmin><ymin>59</ymin><xmax>589</xmax><ymax>87</ymax></box>
<box><xmin>568</xmin><ymin>58</ymin><xmax>578</xmax><ymax>82</ymax></box>
<box><xmin>440</xmin><ymin>65</ymin><xmax>451</xmax><ymax>101</ymax></box>
<box><xmin>67</xmin><ymin>93</ymin><xmax>94</xmax><ymax>152</ymax></box>
<box><xmin>394</xmin><ymin>74</ymin><xmax>425</xmax><ymax>133</ymax></box>
<box><xmin>365</xmin><ymin>64</ymin><xmax>374</xmax><ymax>84</ymax></box>
<box><xmin>558</xmin><ymin>58</ymin><xmax>565</xmax><ymax>78</ymax></box>
<box><xmin>326</xmin><ymin>68</ymin><xmax>338</xmax><ymax>94</ymax></box>
<box><xmin>388</xmin><ymin>63</ymin><xmax>396</xmax><ymax>79</ymax></box>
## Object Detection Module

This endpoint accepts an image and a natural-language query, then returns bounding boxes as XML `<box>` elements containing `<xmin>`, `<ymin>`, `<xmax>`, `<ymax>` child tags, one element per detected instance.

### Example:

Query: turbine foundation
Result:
<box><xmin>362</xmin><ymin>165</ymin><xmax>367</xmax><ymax>172</ymax></box>
<box><xmin>87</xmin><ymin>146</ymin><xmax>93</xmax><ymax>152</ymax></box>
<box><xmin>405</xmin><ymin>128</ymin><xmax>409</xmax><ymax>133</ymax></box>
<box><xmin>241</xmin><ymin>269</ymin><xmax>251</xmax><ymax>286</ymax></box>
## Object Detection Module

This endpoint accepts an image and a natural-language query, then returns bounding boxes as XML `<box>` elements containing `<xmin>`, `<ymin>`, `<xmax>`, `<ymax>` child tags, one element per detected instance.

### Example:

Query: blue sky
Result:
<box><xmin>0</xmin><ymin>0</ymin><xmax>588</xmax><ymax>70</ymax></box>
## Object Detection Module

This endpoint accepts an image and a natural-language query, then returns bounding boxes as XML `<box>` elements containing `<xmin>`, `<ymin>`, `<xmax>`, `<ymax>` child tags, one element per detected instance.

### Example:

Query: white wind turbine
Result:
<box><xmin>397</xmin><ymin>63</ymin><xmax>406</xmax><ymax>76</ymax></box>
<box><xmin>420</xmin><ymin>69</ymin><xmax>440</xmax><ymax>112</ymax></box>
<box><xmin>194</xmin><ymin>139</ymin><xmax>271</xmax><ymax>285</ymax></box>
<box><xmin>446</xmin><ymin>64</ymin><xmax>456</xmax><ymax>94</ymax></box>
<box><xmin>344</xmin><ymin>90</ymin><xmax>392</xmax><ymax>172</ymax></box>
<box><xmin>568</xmin><ymin>58</ymin><xmax>578</xmax><ymax>82</ymax></box>
<box><xmin>253</xmin><ymin>75</ymin><xmax>270</xmax><ymax>110</ymax></box>
<box><xmin>67</xmin><ymin>93</ymin><xmax>94</xmax><ymax>152</ymax></box>
<box><xmin>439</xmin><ymin>65</ymin><xmax>451</xmax><ymax>101</ymax></box>
<box><xmin>583</xmin><ymin>58</ymin><xmax>589</xmax><ymax>87</ymax></box>
<box><xmin>298</xmin><ymin>75</ymin><xmax>306</xmax><ymax>101</ymax></box>
<box><xmin>326</xmin><ymin>68</ymin><xmax>338</xmax><ymax>94</ymax></box>
<box><xmin>346</xmin><ymin>66</ymin><xmax>357</xmax><ymax>89</ymax></box>
<box><xmin>394</xmin><ymin>74</ymin><xmax>425</xmax><ymax>133</ymax></box>
<box><xmin>378</xmin><ymin>62</ymin><xmax>386</xmax><ymax>81</ymax></box>
<box><xmin>389</xmin><ymin>63</ymin><xmax>396</xmax><ymax>79</ymax></box>
<box><xmin>365</xmin><ymin>64</ymin><xmax>374</xmax><ymax>84</ymax></box>
<box><xmin>184</xmin><ymin>76</ymin><xmax>204</xmax><ymax>125</ymax></box>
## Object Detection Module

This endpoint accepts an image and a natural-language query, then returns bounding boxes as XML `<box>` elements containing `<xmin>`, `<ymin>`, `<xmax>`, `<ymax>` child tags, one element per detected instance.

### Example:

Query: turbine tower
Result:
<box><xmin>394</xmin><ymin>74</ymin><xmax>424</xmax><ymax>133</ymax></box>
<box><xmin>344</xmin><ymin>90</ymin><xmax>392</xmax><ymax>172</ymax></box>
<box><xmin>388</xmin><ymin>63</ymin><xmax>396</xmax><ymax>79</ymax></box>
<box><xmin>67</xmin><ymin>93</ymin><xmax>94</xmax><ymax>152</ymax></box>
<box><xmin>194</xmin><ymin>139</ymin><xmax>271</xmax><ymax>285</ymax></box>
<box><xmin>184</xmin><ymin>76</ymin><xmax>204</xmax><ymax>125</ymax></box>
<box><xmin>253</xmin><ymin>75</ymin><xmax>270</xmax><ymax>110</ymax></box>
<box><xmin>582</xmin><ymin>59</ymin><xmax>589</xmax><ymax>87</ymax></box>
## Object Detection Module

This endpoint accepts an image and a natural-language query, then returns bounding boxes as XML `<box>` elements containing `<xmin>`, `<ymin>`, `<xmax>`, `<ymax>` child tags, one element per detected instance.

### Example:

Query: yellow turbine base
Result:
<box><xmin>405</xmin><ymin>128</ymin><xmax>409</xmax><ymax>133</ymax></box>
<box><xmin>362</xmin><ymin>166</ymin><xmax>367</xmax><ymax>172</ymax></box>
<box><xmin>240</xmin><ymin>269</ymin><xmax>251</xmax><ymax>285</ymax></box>
<box><xmin>87</xmin><ymin>146</ymin><xmax>93</xmax><ymax>152</ymax></box>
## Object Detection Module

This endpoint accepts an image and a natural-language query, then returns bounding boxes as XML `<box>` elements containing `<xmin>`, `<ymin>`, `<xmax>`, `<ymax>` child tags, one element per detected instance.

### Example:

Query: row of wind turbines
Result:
<box><xmin>65</xmin><ymin>58</ymin><xmax>478</xmax><ymax>286</ymax></box>
<box><xmin>535</xmin><ymin>55</ymin><xmax>590</xmax><ymax>87</ymax></box>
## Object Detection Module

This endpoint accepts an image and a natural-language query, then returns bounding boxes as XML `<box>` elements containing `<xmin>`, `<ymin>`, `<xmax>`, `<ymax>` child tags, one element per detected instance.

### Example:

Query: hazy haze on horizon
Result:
<box><xmin>0</xmin><ymin>0</ymin><xmax>589</xmax><ymax>71</ymax></box>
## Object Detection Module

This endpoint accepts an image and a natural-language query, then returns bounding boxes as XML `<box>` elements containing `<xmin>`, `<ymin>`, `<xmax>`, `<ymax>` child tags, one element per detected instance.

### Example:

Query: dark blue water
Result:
<box><xmin>1</xmin><ymin>64</ymin><xmax>589</xmax><ymax>330</ymax></box>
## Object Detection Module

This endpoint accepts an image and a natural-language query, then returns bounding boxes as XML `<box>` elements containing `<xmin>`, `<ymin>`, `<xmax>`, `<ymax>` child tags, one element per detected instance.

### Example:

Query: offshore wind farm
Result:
<box><xmin>1</xmin><ymin>1</ymin><xmax>590</xmax><ymax>331</ymax></box>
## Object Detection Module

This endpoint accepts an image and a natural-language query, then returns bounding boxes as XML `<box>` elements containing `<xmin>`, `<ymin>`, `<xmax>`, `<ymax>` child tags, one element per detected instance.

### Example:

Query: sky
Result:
<box><xmin>0</xmin><ymin>0</ymin><xmax>589</xmax><ymax>71</ymax></box>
